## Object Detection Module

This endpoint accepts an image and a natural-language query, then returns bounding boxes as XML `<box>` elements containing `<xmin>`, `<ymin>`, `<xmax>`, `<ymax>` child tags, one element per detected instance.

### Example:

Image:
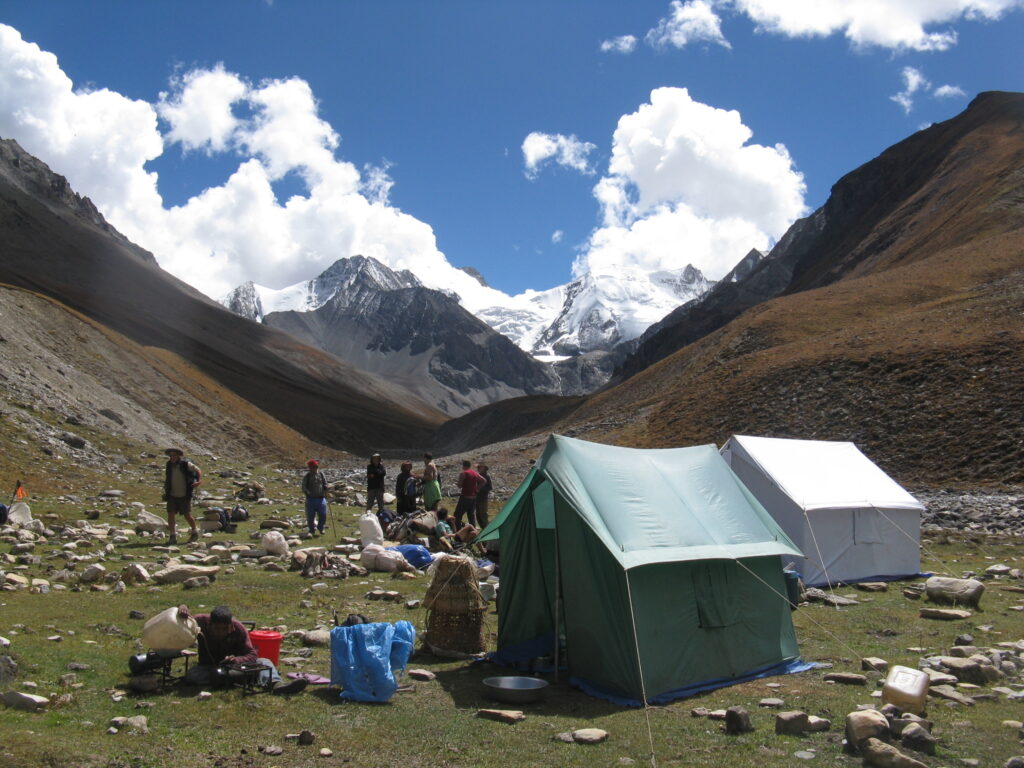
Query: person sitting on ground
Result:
<box><xmin>177</xmin><ymin>604</ymin><xmax>306</xmax><ymax>695</ymax></box>
<box><xmin>302</xmin><ymin>459</ymin><xmax>328</xmax><ymax>537</ymax></box>
<box><xmin>163</xmin><ymin>448</ymin><xmax>201</xmax><ymax>545</ymax></box>
<box><xmin>434</xmin><ymin>507</ymin><xmax>456</xmax><ymax>551</ymax></box>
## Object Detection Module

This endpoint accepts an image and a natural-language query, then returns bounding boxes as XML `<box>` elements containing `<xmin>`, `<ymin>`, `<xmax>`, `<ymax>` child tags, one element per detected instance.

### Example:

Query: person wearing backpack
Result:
<box><xmin>418</xmin><ymin>453</ymin><xmax>442</xmax><ymax>511</ymax></box>
<box><xmin>302</xmin><ymin>459</ymin><xmax>328</xmax><ymax>536</ymax></box>
<box><xmin>395</xmin><ymin>461</ymin><xmax>417</xmax><ymax>516</ymax></box>
<box><xmin>163</xmin><ymin>448</ymin><xmax>202</xmax><ymax>545</ymax></box>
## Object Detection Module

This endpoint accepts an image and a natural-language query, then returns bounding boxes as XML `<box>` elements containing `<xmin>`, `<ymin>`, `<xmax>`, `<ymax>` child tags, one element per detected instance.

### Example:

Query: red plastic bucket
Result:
<box><xmin>249</xmin><ymin>630</ymin><xmax>283</xmax><ymax>665</ymax></box>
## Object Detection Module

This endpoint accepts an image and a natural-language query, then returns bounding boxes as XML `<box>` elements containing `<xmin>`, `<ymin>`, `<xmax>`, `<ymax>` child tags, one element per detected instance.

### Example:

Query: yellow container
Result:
<box><xmin>882</xmin><ymin>665</ymin><xmax>929</xmax><ymax>714</ymax></box>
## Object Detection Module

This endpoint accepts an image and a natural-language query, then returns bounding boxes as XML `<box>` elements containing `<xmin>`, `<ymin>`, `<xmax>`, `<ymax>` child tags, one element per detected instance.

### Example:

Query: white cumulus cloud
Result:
<box><xmin>0</xmin><ymin>23</ymin><xmax>506</xmax><ymax>312</ymax></box>
<box><xmin>522</xmin><ymin>132</ymin><xmax>598</xmax><ymax>179</ymax></box>
<box><xmin>725</xmin><ymin>0</ymin><xmax>1024</xmax><ymax>52</ymax></box>
<box><xmin>577</xmin><ymin>87</ymin><xmax>806</xmax><ymax>280</ymax></box>
<box><xmin>157</xmin><ymin>64</ymin><xmax>247</xmax><ymax>153</ymax></box>
<box><xmin>646</xmin><ymin>0</ymin><xmax>732</xmax><ymax>50</ymax></box>
<box><xmin>600</xmin><ymin>35</ymin><xmax>638</xmax><ymax>54</ymax></box>
<box><xmin>933</xmin><ymin>83</ymin><xmax>967</xmax><ymax>99</ymax></box>
<box><xmin>890</xmin><ymin>66</ymin><xmax>931</xmax><ymax>113</ymax></box>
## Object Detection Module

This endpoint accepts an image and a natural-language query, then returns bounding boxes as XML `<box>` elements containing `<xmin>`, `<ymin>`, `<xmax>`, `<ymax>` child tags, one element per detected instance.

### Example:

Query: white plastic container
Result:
<box><xmin>141</xmin><ymin>607</ymin><xmax>199</xmax><ymax>652</ymax></box>
<box><xmin>882</xmin><ymin>665</ymin><xmax>929</xmax><ymax>714</ymax></box>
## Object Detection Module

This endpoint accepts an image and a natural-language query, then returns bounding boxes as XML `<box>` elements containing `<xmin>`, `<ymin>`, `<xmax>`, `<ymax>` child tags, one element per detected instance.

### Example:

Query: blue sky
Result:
<box><xmin>1</xmin><ymin>1</ymin><xmax>1022</xmax><ymax>304</ymax></box>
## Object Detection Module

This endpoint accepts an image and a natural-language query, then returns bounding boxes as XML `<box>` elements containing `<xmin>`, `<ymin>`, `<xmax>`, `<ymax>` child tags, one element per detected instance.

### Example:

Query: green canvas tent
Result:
<box><xmin>479</xmin><ymin>435</ymin><xmax>810</xmax><ymax>705</ymax></box>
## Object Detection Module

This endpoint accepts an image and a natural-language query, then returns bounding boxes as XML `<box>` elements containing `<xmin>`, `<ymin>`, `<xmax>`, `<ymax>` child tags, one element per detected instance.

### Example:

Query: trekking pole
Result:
<box><xmin>326</xmin><ymin>499</ymin><xmax>337</xmax><ymax>540</ymax></box>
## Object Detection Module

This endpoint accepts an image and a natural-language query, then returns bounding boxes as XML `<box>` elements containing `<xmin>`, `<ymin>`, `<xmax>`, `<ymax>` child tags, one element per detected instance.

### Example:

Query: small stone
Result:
<box><xmin>861</xmin><ymin>737</ymin><xmax>928</xmax><ymax>768</ymax></box>
<box><xmin>182</xmin><ymin>575</ymin><xmax>210</xmax><ymax>589</ymax></box>
<box><xmin>900</xmin><ymin>722</ymin><xmax>937</xmax><ymax>755</ymax></box>
<box><xmin>920</xmin><ymin>607</ymin><xmax>973</xmax><ymax>621</ymax></box>
<box><xmin>554</xmin><ymin>732</ymin><xmax>575</xmax><ymax>743</ymax></box>
<box><xmin>261</xmin><ymin>746</ymin><xmax>283</xmax><ymax>756</ymax></box>
<box><xmin>691</xmin><ymin>707</ymin><xmax>710</xmax><ymax>718</ymax></box>
<box><xmin>759</xmin><ymin>697</ymin><xmax>785</xmax><ymax>708</ymax></box>
<box><xmin>197</xmin><ymin>691</ymin><xmax>213</xmax><ymax>700</ymax></box>
<box><xmin>862</xmin><ymin>657</ymin><xmax>889</xmax><ymax>673</ymax></box>
<box><xmin>405</xmin><ymin>600</ymin><xmax>421</xmax><ymax>609</ymax></box>
<box><xmin>928</xmin><ymin>684</ymin><xmax>975</xmax><ymax>706</ymax></box>
<box><xmin>408</xmin><ymin>669</ymin><xmax>436</xmax><ymax>681</ymax></box>
<box><xmin>823</xmin><ymin>672</ymin><xmax>867</xmax><ymax>686</ymax></box>
<box><xmin>128</xmin><ymin>610</ymin><xmax>146</xmax><ymax>620</ymax></box>
<box><xmin>319</xmin><ymin>748</ymin><xmax>333</xmax><ymax>757</ymax></box>
<box><xmin>807</xmin><ymin>716</ymin><xmax>831</xmax><ymax>732</ymax></box>
<box><xmin>106</xmin><ymin>727</ymin><xmax>119</xmax><ymax>735</ymax></box>
<box><xmin>571</xmin><ymin>728</ymin><xmax>609</xmax><ymax>744</ymax></box>
<box><xmin>794</xmin><ymin>751</ymin><xmax>816</xmax><ymax>760</ymax></box>
<box><xmin>1005</xmin><ymin>758</ymin><xmax>1024</xmax><ymax>768</ymax></box>
<box><xmin>47</xmin><ymin>635</ymin><xmax>63</xmax><ymax>642</ymax></box>
<box><xmin>724</xmin><ymin>706</ymin><xmax>754</xmax><ymax>734</ymax></box>
<box><xmin>855</xmin><ymin>582</ymin><xmax>889</xmax><ymax>592</ymax></box>
<box><xmin>125</xmin><ymin>715</ymin><xmax>149</xmax><ymax>734</ymax></box>
<box><xmin>477</xmin><ymin>708</ymin><xmax>525</xmax><ymax>724</ymax></box>
<box><xmin>297</xmin><ymin>729</ymin><xmax>315</xmax><ymax>745</ymax></box>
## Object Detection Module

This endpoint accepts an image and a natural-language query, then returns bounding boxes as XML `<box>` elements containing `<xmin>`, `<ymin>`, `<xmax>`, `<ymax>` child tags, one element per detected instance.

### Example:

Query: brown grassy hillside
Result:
<box><xmin>439</xmin><ymin>94</ymin><xmax>1024</xmax><ymax>489</ymax></box>
<box><xmin>567</xmin><ymin>228</ymin><xmax>1024</xmax><ymax>487</ymax></box>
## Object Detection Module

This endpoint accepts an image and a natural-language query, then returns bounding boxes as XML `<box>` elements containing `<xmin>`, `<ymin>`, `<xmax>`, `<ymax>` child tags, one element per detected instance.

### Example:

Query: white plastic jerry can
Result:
<box><xmin>882</xmin><ymin>665</ymin><xmax>929</xmax><ymax>714</ymax></box>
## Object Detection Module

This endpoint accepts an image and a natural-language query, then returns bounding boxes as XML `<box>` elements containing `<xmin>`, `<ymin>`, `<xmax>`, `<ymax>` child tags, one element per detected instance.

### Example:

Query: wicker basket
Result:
<box><xmin>422</xmin><ymin>554</ymin><xmax>489</xmax><ymax>655</ymax></box>
<box><xmin>424</xmin><ymin>608</ymin><xmax>487</xmax><ymax>655</ymax></box>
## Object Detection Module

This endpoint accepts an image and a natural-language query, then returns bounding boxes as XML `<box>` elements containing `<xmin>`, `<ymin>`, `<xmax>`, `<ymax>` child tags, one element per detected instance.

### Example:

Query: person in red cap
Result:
<box><xmin>302</xmin><ymin>459</ymin><xmax>328</xmax><ymax>536</ymax></box>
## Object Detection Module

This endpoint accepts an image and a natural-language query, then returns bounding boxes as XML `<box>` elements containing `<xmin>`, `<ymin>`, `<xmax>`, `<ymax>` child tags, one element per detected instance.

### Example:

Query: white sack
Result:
<box><xmin>261</xmin><ymin>530</ymin><xmax>290</xmax><ymax>556</ymax></box>
<box><xmin>359</xmin><ymin>511</ymin><xmax>384</xmax><ymax>547</ymax></box>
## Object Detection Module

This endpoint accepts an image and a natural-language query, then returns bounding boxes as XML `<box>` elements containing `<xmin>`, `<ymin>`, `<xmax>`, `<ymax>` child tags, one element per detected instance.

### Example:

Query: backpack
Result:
<box><xmin>405</xmin><ymin>476</ymin><xmax>418</xmax><ymax>498</ymax></box>
<box><xmin>230</xmin><ymin>504</ymin><xmax>249</xmax><ymax>522</ymax></box>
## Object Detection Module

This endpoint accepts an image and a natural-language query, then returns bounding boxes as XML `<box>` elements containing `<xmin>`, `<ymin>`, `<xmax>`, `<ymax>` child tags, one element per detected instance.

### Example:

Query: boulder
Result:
<box><xmin>936</xmin><ymin>657</ymin><xmax>987</xmax><ymax>685</ymax></box>
<box><xmin>0</xmin><ymin>655</ymin><xmax>17</xmax><ymax>687</ymax></box>
<box><xmin>120</xmin><ymin>564</ymin><xmax>150</xmax><ymax>585</ymax></box>
<box><xmin>844</xmin><ymin>709</ymin><xmax>889</xmax><ymax>752</ymax></box>
<box><xmin>182</xmin><ymin>576</ymin><xmax>211</xmax><ymax>589</ymax></box>
<box><xmin>1</xmin><ymin>690</ymin><xmax>49</xmax><ymax>711</ymax></box>
<box><xmin>302</xmin><ymin>629</ymin><xmax>331</xmax><ymax>647</ymax></box>
<box><xmin>775</xmin><ymin>710</ymin><xmax>810</xmax><ymax>735</ymax></box>
<box><xmin>899</xmin><ymin>722</ymin><xmax>937</xmax><ymax>755</ymax></box>
<box><xmin>924</xmin><ymin>576</ymin><xmax>984</xmax><ymax>608</ymax></box>
<box><xmin>724</xmin><ymin>706</ymin><xmax>754</xmax><ymax>734</ymax></box>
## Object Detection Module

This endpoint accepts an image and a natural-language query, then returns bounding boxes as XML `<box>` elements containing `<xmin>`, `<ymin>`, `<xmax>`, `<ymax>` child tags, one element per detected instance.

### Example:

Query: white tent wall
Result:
<box><xmin>721</xmin><ymin>436</ymin><xmax>923</xmax><ymax>587</ymax></box>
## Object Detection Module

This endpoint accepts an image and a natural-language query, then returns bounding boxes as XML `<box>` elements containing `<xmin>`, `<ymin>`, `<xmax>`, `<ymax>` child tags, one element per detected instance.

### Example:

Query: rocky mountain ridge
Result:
<box><xmin>0</xmin><ymin>136</ymin><xmax>446</xmax><ymax>455</ymax></box>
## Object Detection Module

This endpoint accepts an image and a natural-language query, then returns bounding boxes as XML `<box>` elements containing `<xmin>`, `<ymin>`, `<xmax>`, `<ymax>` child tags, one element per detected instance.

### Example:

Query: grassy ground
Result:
<box><xmin>2</xmin><ymin>464</ymin><xmax>1024</xmax><ymax>768</ymax></box>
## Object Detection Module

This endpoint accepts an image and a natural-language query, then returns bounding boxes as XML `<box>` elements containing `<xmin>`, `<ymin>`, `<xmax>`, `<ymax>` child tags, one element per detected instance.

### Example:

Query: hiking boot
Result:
<box><xmin>188</xmin><ymin>529</ymin><xmax>199</xmax><ymax>543</ymax></box>
<box><xmin>167</xmin><ymin>534</ymin><xmax>178</xmax><ymax>546</ymax></box>
<box><xmin>270</xmin><ymin>678</ymin><xmax>308</xmax><ymax>696</ymax></box>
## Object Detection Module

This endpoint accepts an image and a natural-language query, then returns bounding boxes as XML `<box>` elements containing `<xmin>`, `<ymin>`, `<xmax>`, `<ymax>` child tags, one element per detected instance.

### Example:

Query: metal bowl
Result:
<box><xmin>482</xmin><ymin>675</ymin><xmax>549</xmax><ymax>704</ymax></box>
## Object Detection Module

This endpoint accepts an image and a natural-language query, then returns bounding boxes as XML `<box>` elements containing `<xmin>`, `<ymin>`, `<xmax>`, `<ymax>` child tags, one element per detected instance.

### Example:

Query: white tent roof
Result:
<box><xmin>724</xmin><ymin>435</ymin><xmax>924</xmax><ymax>513</ymax></box>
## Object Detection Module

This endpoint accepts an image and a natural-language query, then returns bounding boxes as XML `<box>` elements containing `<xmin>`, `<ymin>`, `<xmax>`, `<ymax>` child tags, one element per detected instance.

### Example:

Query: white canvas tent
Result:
<box><xmin>720</xmin><ymin>435</ymin><xmax>924</xmax><ymax>587</ymax></box>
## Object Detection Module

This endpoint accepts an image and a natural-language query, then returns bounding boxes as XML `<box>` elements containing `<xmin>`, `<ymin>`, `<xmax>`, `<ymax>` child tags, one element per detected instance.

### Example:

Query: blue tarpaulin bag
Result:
<box><xmin>387</xmin><ymin>544</ymin><xmax>433</xmax><ymax>570</ymax></box>
<box><xmin>329</xmin><ymin>621</ymin><xmax>416</xmax><ymax>702</ymax></box>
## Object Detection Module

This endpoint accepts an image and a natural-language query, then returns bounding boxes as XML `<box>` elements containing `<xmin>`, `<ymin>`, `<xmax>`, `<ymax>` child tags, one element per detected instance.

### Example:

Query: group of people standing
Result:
<box><xmin>300</xmin><ymin>452</ymin><xmax>493</xmax><ymax>541</ymax></box>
